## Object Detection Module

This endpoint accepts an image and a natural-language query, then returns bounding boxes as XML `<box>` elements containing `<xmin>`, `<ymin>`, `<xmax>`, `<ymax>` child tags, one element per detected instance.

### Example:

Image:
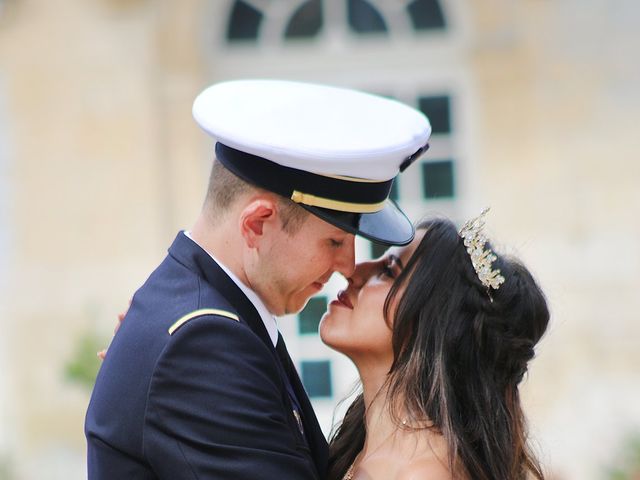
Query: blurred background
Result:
<box><xmin>1</xmin><ymin>0</ymin><xmax>639</xmax><ymax>478</ymax></box>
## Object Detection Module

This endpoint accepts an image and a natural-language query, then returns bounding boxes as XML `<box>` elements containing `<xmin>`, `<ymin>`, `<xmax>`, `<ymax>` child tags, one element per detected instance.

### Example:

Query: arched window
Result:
<box><xmin>285</xmin><ymin>0</ymin><xmax>324</xmax><ymax>39</ymax></box>
<box><xmin>347</xmin><ymin>0</ymin><xmax>387</xmax><ymax>34</ymax></box>
<box><xmin>224</xmin><ymin>0</ymin><xmax>447</xmax><ymax>44</ymax></box>
<box><xmin>226</xmin><ymin>0</ymin><xmax>263</xmax><ymax>42</ymax></box>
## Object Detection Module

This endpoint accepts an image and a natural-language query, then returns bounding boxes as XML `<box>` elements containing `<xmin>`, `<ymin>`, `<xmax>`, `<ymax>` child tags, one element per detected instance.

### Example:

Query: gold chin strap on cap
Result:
<box><xmin>290</xmin><ymin>190</ymin><xmax>386</xmax><ymax>214</ymax></box>
<box><xmin>319</xmin><ymin>173</ymin><xmax>386</xmax><ymax>184</ymax></box>
<box><xmin>168</xmin><ymin>308</ymin><xmax>239</xmax><ymax>335</ymax></box>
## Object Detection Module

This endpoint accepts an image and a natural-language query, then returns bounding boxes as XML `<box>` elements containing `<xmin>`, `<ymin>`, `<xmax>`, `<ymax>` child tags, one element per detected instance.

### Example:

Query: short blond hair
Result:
<box><xmin>205</xmin><ymin>160</ymin><xmax>309</xmax><ymax>234</ymax></box>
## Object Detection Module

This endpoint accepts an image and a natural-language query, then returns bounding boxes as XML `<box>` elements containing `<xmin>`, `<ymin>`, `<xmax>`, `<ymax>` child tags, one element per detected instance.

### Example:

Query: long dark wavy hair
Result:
<box><xmin>327</xmin><ymin>218</ymin><xmax>550</xmax><ymax>480</ymax></box>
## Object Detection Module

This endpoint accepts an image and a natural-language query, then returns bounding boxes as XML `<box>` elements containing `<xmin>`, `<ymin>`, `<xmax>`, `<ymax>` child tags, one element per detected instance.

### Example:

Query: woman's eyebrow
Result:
<box><xmin>389</xmin><ymin>254</ymin><xmax>405</xmax><ymax>270</ymax></box>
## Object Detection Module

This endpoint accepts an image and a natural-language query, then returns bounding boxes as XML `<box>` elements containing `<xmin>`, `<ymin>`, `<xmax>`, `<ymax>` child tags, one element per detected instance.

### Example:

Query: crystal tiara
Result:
<box><xmin>459</xmin><ymin>208</ymin><xmax>505</xmax><ymax>291</ymax></box>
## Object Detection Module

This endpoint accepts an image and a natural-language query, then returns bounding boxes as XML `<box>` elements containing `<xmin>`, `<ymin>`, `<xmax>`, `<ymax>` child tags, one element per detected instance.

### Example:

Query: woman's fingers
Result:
<box><xmin>98</xmin><ymin>298</ymin><xmax>132</xmax><ymax>360</ymax></box>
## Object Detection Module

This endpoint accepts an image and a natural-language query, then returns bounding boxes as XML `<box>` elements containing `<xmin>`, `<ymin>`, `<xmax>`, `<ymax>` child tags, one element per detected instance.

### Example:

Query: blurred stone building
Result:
<box><xmin>0</xmin><ymin>0</ymin><xmax>638</xmax><ymax>478</ymax></box>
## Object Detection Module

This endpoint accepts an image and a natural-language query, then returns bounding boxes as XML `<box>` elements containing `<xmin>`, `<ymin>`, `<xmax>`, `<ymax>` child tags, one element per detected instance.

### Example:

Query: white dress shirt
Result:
<box><xmin>183</xmin><ymin>231</ymin><xmax>279</xmax><ymax>347</ymax></box>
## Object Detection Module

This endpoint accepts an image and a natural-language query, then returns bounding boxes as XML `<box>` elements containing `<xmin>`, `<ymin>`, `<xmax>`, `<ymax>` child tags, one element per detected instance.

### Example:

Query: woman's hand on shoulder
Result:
<box><xmin>97</xmin><ymin>299</ymin><xmax>131</xmax><ymax>360</ymax></box>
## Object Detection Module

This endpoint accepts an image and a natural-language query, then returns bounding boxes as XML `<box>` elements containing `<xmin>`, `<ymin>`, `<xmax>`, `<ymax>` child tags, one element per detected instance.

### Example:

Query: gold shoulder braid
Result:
<box><xmin>168</xmin><ymin>308</ymin><xmax>239</xmax><ymax>335</ymax></box>
<box><xmin>459</xmin><ymin>207</ymin><xmax>505</xmax><ymax>294</ymax></box>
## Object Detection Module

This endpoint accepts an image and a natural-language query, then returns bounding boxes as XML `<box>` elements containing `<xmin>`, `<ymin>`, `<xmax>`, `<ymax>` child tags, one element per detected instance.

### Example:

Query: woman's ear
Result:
<box><xmin>239</xmin><ymin>198</ymin><xmax>277</xmax><ymax>249</ymax></box>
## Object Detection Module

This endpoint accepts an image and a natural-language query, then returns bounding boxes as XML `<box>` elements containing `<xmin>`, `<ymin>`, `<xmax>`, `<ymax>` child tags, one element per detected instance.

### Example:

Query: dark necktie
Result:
<box><xmin>276</xmin><ymin>333</ymin><xmax>306</xmax><ymax>437</ymax></box>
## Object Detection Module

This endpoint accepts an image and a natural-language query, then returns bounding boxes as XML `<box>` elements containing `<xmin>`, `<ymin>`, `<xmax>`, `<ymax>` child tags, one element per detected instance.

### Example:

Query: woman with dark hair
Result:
<box><xmin>320</xmin><ymin>210</ymin><xmax>549</xmax><ymax>480</ymax></box>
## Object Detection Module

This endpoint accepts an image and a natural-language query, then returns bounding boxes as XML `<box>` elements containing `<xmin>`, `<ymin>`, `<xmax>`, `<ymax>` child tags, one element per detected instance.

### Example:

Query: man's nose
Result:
<box><xmin>333</xmin><ymin>235</ymin><xmax>356</xmax><ymax>278</ymax></box>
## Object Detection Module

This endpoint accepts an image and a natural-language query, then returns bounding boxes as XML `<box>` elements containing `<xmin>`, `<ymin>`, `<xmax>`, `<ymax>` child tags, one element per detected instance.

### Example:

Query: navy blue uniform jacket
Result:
<box><xmin>85</xmin><ymin>232</ymin><xmax>329</xmax><ymax>479</ymax></box>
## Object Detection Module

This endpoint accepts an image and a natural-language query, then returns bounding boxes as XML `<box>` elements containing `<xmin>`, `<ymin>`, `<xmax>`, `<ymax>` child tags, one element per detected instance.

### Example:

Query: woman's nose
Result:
<box><xmin>348</xmin><ymin>260</ymin><xmax>380</xmax><ymax>288</ymax></box>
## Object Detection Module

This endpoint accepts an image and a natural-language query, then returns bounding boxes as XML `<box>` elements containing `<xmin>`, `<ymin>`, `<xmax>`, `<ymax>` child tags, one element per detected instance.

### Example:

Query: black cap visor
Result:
<box><xmin>301</xmin><ymin>200</ymin><xmax>415</xmax><ymax>246</ymax></box>
<box><xmin>215</xmin><ymin>142</ymin><xmax>415</xmax><ymax>246</ymax></box>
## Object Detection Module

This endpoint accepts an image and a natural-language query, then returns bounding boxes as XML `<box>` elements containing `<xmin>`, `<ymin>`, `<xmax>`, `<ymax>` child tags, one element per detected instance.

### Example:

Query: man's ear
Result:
<box><xmin>239</xmin><ymin>198</ymin><xmax>277</xmax><ymax>249</ymax></box>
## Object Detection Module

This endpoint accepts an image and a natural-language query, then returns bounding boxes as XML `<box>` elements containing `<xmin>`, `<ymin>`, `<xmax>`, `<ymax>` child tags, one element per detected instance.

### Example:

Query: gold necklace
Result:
<box><xmin>342</xmin><ymin>419</ymin><xmax>408</xmax><ymax>480</ymax></box>
<box><xmin>342</xmin><ymin>463</ymin><xmax>355</xmax><ymax>480</ymax></box>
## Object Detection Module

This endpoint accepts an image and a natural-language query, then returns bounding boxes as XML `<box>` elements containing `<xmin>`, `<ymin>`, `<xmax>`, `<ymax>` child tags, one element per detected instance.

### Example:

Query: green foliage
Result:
<box><xmin>0</xmin><ymin>454</ymin><xmax>14</xmax><ymax>480</ymax></box>
<box><xmin>604</xmin><ymin>433</ymin><xmax>640</xmax><ymax>479</ymax></box>
<box><xmin>64</xmin><ymin>331</ymin><xmax>106</xmax><ymax>389</ymax></box>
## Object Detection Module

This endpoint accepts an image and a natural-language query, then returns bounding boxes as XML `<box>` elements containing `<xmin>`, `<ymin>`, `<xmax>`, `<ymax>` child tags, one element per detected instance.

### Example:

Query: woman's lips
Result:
<box><xmin>332</xmin><ymin>290</ymin><xmax>353</xmax><ymax>309</ymax></box>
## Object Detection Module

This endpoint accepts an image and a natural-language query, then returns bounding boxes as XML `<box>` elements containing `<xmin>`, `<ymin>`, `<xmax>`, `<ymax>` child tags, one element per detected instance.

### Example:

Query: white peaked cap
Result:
<box><xmin>193</xmin><ymin>79</ymin><xmax>431</xmax><ymax>182</ymax></box>
<box><xmin>192</xmin><ymin>79</ymin><xmax>432</xmax><ymax>246</ymax></box>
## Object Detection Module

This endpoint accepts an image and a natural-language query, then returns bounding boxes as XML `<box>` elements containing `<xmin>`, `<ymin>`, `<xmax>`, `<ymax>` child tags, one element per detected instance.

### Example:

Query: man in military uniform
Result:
<box><xmin>85</xmin><ymin>79</ymin><xmax>431</xmax><ymax>479</ymax></box>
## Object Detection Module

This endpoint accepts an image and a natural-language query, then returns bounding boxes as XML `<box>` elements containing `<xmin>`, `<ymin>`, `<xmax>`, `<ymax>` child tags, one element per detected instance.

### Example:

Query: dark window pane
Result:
<box><xmin>227</xmin><ymin>0</ymin><xmax>263</xmax><ymax>42</ymax></box>
<box><xmin>370</xmin><ymin>242</ymin><xmax>388</xmax><ymax>259</ymax></box>
<box><xmin>407</xmin><ymin>0</ymin><xmax>446</xmax><ymax>30</ymax></box>
<box><xmin>298</xmin><ymin>296</ymin><xmax>327</xmax><ymax>334</ymax></box>
<box><xmin>422</xmin><ymin>160</ymin><xmax>454</xmax><ymax>199</ymax></box>
<box><xmin>285</xmin><ymin>0</ymin><xmax>323</xmax><ymax>39</ymax></box>
<box><xmin>348</xmin><ymin>0</ymin><xmax>388</xmax><ymax>34</ymax></box>
<box><xmin>418</xmin><ymin>95</ymin><xmax>451</xmax><ymax>134</ymax></box>
<box><xmin>301</xmin><ymin>360</ymin><xmax>332</xmax><ymax>398</ymax></box>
